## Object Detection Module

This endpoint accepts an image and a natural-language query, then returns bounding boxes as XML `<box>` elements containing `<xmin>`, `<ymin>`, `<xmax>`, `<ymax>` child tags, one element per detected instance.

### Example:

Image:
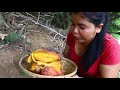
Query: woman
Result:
<box><xmin>63</xmin><ymin>12</ymin><xmax>120</xmax><ymax>78</ymax></box>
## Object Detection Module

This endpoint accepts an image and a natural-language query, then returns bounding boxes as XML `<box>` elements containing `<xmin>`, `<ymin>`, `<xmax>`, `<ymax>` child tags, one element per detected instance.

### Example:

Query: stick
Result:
<box><xmin>11</xmin><ymin>13</ymin><xmax>67</xmax><ymax>39</ymax></box>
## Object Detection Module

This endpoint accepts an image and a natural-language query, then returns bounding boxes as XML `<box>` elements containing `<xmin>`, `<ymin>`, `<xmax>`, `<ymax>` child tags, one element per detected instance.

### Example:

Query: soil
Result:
<box><xmin>0</xmin><ymin>24</ymin><xmax>66</xmax><ymax>78</ymax></box>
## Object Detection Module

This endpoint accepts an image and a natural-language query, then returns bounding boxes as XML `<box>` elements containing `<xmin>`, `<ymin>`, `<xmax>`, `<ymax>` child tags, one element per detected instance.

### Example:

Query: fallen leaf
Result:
<box><xmin>0</xmin><ymin>33</ymin><xmax>8</xmax><ymax>40</ymax></box>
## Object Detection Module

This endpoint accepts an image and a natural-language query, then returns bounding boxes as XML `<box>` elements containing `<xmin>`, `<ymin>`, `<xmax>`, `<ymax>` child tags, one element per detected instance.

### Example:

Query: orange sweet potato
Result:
<box><xmin>40</xmin><ymin>66</ymin><xmax>61</xmax><ymax>76</ymax></box>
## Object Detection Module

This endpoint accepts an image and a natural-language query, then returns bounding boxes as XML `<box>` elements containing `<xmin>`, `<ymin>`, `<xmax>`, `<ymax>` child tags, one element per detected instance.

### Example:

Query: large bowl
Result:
<box><xmin>19</xmin><ymin>55</ymin><xmax>78</xmax><ymax>78</ymax></box>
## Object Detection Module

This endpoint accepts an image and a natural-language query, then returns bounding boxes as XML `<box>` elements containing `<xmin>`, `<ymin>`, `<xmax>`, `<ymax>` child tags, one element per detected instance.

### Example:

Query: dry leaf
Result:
<box><xmin>0</xmin><ymin>33</ymin><xmax>8</xmax><ymax>40</ymax></box>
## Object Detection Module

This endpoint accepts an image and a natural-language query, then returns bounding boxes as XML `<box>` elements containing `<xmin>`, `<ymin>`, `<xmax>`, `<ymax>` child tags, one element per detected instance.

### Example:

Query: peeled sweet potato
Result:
<box><xmin>27</xmin><ymin>49</ymin><xmax>63</xmax><ymax>76</ymax></box>
<box><xmin>31</xmin><ymin>50</ymin><xmax>60</xmax><ymax>63</ymax></box>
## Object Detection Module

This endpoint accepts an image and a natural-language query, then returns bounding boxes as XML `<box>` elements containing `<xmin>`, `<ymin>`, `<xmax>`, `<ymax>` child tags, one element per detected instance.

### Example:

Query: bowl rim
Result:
<box><xmin>19</xmin><ymin>55</ymin><xmax>78</xmax><ymax>78</ymax></box>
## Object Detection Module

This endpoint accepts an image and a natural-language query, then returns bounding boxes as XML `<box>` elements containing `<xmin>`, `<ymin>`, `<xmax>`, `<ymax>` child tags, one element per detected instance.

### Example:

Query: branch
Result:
<box><xmin>19</xmin><ymin>23</ymin><xmax>28</xmax><ymax>36</ymax></box>
<box><xmin>11</xmin><ymin>13</ymin><xmax>67</xmax><ymax>39</ymax></box>
<box><xmin>25</xmin><ymin>12</ymin><xmax>37</xmax><ymax>19</ymax></box>
<box><xmin>38</xmin><ymin>23</ymin><xmax>67</xmax><ymax>39</ymax></box>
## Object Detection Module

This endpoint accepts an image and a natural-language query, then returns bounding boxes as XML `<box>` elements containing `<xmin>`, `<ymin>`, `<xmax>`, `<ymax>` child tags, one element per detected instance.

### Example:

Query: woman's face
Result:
<box><xmin>70</xmin><ymin>13</ymin><xmax>103</xmax><ymax>45</ymax></box>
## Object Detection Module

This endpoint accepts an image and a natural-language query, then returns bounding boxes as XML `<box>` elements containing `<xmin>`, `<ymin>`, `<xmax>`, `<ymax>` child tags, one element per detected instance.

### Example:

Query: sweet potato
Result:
<box><xmin>27</xmin><ymin>49</ymin><xmax>63</xmax><ymax>76</ymax></box>
<box><xmin>32</xmin><ymin>50</ymin><xmax>60</xmax><ymax>63</ymax></box>
<box><xmin>40</xmin><ymin>66</ymin><xmax>60</xmax><ymax>76</ymax></box>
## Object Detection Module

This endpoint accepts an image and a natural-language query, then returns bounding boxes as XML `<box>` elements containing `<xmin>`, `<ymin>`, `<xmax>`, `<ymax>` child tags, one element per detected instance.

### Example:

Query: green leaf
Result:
<box><xmin>111</xmin><ymin>33</ymin><xmax>120</xmax><ymax>40</ymax></box>
<box><xmin>3</xmin><ymin>32</ymin><xmax>20</xmax><ymax>43</ymax></box>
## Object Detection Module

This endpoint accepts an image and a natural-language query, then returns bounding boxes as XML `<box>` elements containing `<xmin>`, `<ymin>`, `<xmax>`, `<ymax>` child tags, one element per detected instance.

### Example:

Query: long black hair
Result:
<box><xmin>72</xmin><ymin>12</ymin><xmax>110</xmax><ymax>71</ymax></box>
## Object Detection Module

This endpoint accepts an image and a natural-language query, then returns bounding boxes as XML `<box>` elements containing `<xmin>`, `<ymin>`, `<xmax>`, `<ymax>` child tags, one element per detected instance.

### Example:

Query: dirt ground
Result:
<box><xmin>0</xmin><ymin>24</ymin><xmax>66</xmax><ymax>78</ymax></box>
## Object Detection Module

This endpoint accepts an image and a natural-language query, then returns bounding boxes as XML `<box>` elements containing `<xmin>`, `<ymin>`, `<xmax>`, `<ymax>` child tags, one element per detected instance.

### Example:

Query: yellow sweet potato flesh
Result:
<box><xmin>27</xmin><ymin>50</ymin><xmax>62</xmax><ymax>76</ymax></box>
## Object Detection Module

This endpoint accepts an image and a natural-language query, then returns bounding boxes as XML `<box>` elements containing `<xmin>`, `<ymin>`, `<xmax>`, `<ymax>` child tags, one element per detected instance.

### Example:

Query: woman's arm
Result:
<box><xmin>63</xmin><ymin>44</ymin><xmax>70</xmax><ymax>59</ymax></box>
<box><xmin>99</xmin><ymin>64</ymin><xmax>120</xmax><ymax>78</ymax></box>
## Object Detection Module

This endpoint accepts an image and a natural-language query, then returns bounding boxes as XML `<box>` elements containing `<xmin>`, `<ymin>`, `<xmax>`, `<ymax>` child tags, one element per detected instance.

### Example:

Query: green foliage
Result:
<box><xmin>111</xmin><ymin>33</ymin><xmax>120</xmax><ymax>40</ymax></box>
<box><xmin>31</xmin><ymin>12</ymin><xmax>71</xmax><ymax>30</ymax></box>
<box><xmin>3</xmin><ymin>32</ymin><xmax>20</xmax><ymax>43</ymax></box>
<box><xmin>108</xmin><ymin>12</ymin><xmax>120</xmax><ymax>40</ymax></box>
<box><xmin>108</xmin><ymin>23</ymin><xmax>120</xmax><ymax>33</ymax></box>
<box><xmin>50</xmin><ymin>12</ymin><xmax>71</xmax><ymax>30</ymax></box>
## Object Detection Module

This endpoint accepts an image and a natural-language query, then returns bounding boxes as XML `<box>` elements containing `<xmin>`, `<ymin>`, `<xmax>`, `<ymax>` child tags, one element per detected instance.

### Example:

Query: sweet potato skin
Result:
<box><xmin>40</xmin><ymin>66</ymin><xmax>60</xmax><ymax>76</ymax></box>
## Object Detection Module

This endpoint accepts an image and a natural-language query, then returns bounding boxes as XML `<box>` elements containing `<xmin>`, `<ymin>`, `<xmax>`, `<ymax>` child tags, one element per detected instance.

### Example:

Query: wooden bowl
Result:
<box><xmin>19</xmin><ymin>55</ymin><xmax>78</xmax><ymax>78</ymax></box>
